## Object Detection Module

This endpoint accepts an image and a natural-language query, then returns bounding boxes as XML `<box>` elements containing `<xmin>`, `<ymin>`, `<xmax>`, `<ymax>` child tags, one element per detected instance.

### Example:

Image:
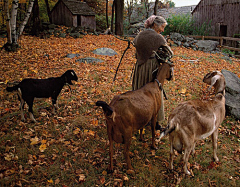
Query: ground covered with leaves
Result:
<box><xmin>0</xmin><ymin>35</ymin><xmax>239</xmax><ymax>186</ymax></box>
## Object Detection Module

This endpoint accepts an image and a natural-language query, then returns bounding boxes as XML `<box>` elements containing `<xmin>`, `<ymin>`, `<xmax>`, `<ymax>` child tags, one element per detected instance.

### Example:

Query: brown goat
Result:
<box><xmin>159</xmin><ymin>71</ymin><xmax>225</xmax><ymax>175</ymax></box>
<box><xmin>96</xmin><ymin>61</ymin><xmax>174</xmax><ymax>172</ymax></box>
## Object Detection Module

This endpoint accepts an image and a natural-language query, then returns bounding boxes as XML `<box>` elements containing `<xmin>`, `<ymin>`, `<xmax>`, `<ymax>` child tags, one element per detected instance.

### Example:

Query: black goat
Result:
<box><xmin>6</xmin><ymin>70</ymin><xmax>78</xmax><ymax>122</ymax></box>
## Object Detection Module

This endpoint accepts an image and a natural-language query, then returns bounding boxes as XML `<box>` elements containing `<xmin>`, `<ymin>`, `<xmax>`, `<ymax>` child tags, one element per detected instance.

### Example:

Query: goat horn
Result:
<box><xmin>153</xmin><ymin>50</ymin><xmax>174</xmax><ymax>66</ymax></box>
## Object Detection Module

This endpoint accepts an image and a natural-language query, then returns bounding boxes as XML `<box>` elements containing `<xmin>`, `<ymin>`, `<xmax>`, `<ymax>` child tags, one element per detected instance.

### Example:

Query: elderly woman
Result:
<box><xmin>132</xmin><ymin>15</ymin><xmax>173</xmax><ymax>128</ymax></box>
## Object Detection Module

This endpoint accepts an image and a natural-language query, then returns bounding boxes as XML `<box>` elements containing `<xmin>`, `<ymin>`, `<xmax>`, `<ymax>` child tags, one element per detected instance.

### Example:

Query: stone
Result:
<box><xmin>182</xmin><ymin>42</ymin><xmax>190</xmax><ymax>48</ymax></box>
<box><xmin>59</xmin><ymin>33</ymin><xmax>66</xmax><ymax>38</ymax></box>
<box><xmin>76</xmin><ymin>57</ymin><xmax>103</xmax><ymax>64</ymax></box>
<box><xmin>66</xmin><ymin>54</ymin><xmax>80</xmax><ymax>58</ymax></box>
<box><xmin>92</xmin><ymin>48</ymin><xmax>117</xmax><ymax>56</ymax></box>
<box><xmin>48</xmin><ymin>29</ymin><xmax>55</xmax><ymax>35</ymax></box>
<box><xmin>185</xmin><ymin>37</ymin><xmax>194</xmax><ymax>43</ymax></box>
<box><xmin>222</xmin><ymin>69</ymin><xmax>240</xmax><ymax>96</ymax></box>
<box><xmin>222</xmin><ymin>69</ymin><xmax>240</xmax><ymax>119</ymax></box>
<box><xmin>195</xmin><ymin>40</ymin><xmax>219</xmax><ymax>52</ymax></box>
<box><xmin>48</xmin><ymin>24</ymin><xmax>56</xmax><ymax>29</ymax></box>
<box><xmin>225</xmin><ymin>92</ymin><xmax>240</xmax><ymax>119</ymax></box>
<box><xmin>170</xmin><ymin>32</ymin><xmax>186</xmax><ymax>42</ymax></box>
<box><xmin>70</xmin><ymin>33</ymin><xmax>81</xmax><ymax>38</ymax></box>
<box><xmin>66</xmin><ymin>28</ymin><xmax>74</xmax><ymax>34</ymax></box>
<box><xmin>174</xmin><ymin>41</ymin><xmax>182</xmax><ymax>46</ymax></box>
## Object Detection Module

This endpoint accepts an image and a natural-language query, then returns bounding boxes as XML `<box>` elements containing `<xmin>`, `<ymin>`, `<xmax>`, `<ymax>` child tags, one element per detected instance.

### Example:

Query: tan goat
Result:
<box><xmin>96</xmin><ymin>61</ymin><xmax>174</xmax><ymax>172</ymax></box>
<box><xmin>159</xmin><ymin>71</ymin><xmax>225</xmax><ymax>175</ymax></box>
<box><xmin>203</xmin><ymin>70</ymin><xmax>226</xmax><ymax>95</ymax></box>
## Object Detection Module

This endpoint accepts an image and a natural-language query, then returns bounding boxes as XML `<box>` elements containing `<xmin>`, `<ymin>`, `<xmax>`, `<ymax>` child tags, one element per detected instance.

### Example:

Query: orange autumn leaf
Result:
<box><xmin>39</xmin><ymin>144</ymin><xmax>47</xmax><ymax>152</ymax></box>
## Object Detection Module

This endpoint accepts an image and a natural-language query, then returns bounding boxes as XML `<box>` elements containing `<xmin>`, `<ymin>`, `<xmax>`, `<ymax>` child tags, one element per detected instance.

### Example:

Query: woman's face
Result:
<box><xmin>154</xmin><ymin>23</ymin><xmax>167</xmax><ymax>33</ymax></box>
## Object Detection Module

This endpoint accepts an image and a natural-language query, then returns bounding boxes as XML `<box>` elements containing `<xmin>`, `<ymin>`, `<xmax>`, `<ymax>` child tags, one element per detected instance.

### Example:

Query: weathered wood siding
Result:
<box><xmin>73</xmin><ymin>15</ymin><xmax>77</xmax><ymax>27</ymax></box>
<box><xmin>80</xmin><ymin>16</ymin><xmax>96</xmax><ymax>30</ymax></box>
<box><xmin>51</xmin><ymin>1</ymin><xmax>73</xmax><ymax>27</ymax></box>
<box><xmin>192</xmin><ymin>0</ymin><xmax>240</xmax><ymax>37</ymax></box>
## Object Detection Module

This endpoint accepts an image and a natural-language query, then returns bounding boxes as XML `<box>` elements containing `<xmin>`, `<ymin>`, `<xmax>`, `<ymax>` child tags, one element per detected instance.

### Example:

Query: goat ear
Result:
<box><xmin>205</xmin><ymin>71</ymin><xmax>218</xmax><ymax>79</ymax></box>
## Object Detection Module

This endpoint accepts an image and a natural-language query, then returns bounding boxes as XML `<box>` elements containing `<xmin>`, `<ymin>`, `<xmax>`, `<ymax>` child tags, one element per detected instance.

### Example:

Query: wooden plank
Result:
<box><xmin>221</xmin><ymin>45</ymin><xmax>240</xmax><ymax>52</ymax></box>
<box><xmin>203</xmin><ymin>36</ymin><xmax>221</xmax><ymax>40</ymax></box>
<box><xmin>189</xmin><ymin>36</ymin><xmax>240</xmax><ymax>42</ymax></box>
<box><xmin>222</xmin><ymin>37</ymin><xmax>240</xmax><ymax>42</ymax></box>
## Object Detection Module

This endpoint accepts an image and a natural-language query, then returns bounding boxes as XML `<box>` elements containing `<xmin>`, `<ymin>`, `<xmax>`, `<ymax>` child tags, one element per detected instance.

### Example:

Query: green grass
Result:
<box><xmin>1</xmin><ymin>88</ymin><xmax>239</xmax><ymax>187</ymax></box>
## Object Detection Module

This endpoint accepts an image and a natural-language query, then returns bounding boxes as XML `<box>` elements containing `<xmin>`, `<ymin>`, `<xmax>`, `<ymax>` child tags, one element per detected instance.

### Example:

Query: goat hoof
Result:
<box><xmin>214</xmin><ymin>157</ymin><xmax>219</xmax><ymax>162</ymax></box>
<box><xmin>185</xmin><ymin>170</ymin><xmax>191</xmax><ymax>176</ymax></box>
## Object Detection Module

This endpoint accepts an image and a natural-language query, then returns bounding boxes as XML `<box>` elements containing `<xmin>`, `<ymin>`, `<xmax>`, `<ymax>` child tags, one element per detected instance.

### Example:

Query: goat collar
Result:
<box><xmin>155</xmin><ymin>79</ymin><xmax>162</xmax><ymax>90</ymax></box>
<box><xmin>155</xmin><ymin>79</ymin><xmax>168</xmax><ymax>100</ymax></box>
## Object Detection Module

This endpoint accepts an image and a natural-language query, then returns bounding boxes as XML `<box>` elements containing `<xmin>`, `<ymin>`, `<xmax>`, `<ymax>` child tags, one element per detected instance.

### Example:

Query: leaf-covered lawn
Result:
<box><xmin>0</xmin><ymin>35</ymin><xmax>239</xmax><ymax>186</ymax></box>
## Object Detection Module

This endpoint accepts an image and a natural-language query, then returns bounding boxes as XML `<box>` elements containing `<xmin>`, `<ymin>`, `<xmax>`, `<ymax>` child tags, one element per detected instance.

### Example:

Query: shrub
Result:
<box><xmin>222</xmin><ymin>48</ymin><xmax>235</xmax><ymax>55</ymax></box>
<box><xmin>95</xmin><ymin>14</ymin><xmax>110</xmax><ymax>32</ymax></box>
<box><xmin>163</xmin><ymin>13</ymin><xmax>212</xmax><ymax>36</ymax></box>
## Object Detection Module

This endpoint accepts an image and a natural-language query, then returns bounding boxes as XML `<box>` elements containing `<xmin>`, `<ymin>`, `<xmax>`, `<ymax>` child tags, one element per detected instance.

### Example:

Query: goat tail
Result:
<box><xmin>6</xmin><ymin>85</ymin><xmax>19</xmax><ymax>92</ymax></box>
<box><xmin>159</xmin><ymin>121</ymin><xmax>179</xmax><ymax>140</ymax></box>
<box><xmin>96</xmin><ymin>101</ymin><xmax>113</xmax><ymax>117</ymax></box>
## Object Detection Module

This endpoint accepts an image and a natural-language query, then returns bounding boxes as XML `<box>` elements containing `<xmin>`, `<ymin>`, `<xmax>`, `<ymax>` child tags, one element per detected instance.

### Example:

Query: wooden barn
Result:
<box><xmin>192</xmin><ymin>0</ymin><xmax>240</xmax><ymax>37</ymax></box>
<box><xmin>50</xmin><ymin>0</ymin><xmax>96</xmax><ymax>30</ymax></box>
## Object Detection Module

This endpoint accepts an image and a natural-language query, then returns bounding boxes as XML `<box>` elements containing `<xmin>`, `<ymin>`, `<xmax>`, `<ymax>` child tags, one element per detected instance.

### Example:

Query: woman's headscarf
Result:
<box><xmin>144</xmin><ymin>15</ymin><xmax>167</xmax><ymax>28</ymax></box>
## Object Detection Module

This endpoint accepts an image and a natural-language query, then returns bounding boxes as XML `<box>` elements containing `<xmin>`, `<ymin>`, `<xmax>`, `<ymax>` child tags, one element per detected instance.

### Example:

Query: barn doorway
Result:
<box><xmin>220</xmin><ymin>25</ymin><xmax>227</xmax><ymax>37</ymax></box>
<box><xmin>77</xmin><ymin>15</ymin><xmax>81</xmax><ymax>27</ymax></box>
<box><xmin>220</xmin><ymin>25</ymin><xmax>227</xmax><ymax>45</ymax></box>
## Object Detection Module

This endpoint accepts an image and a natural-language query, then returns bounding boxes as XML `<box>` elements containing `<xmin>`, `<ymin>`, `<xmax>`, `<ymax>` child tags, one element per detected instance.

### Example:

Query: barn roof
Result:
<box><xmin>62</xmin><ymin>0</ymin><xmax>95</xmax><ymax>16</ymax></box>
<box><xmin>156</xmin><ymin>5</ymin><xmax>196</xmax><ymax>19</ymax></box>
<box><xmin>192</xmin><ymin>0</ymin><xmax>240</xmax><ymax>13</ymax></box>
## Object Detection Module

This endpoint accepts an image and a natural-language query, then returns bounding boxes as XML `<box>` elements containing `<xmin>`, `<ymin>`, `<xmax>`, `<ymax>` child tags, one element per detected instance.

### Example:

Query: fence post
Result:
<box><xmin>220</xmin><ymin>37</ymin><xmax>223</xmax><ymax>51</ymax></box>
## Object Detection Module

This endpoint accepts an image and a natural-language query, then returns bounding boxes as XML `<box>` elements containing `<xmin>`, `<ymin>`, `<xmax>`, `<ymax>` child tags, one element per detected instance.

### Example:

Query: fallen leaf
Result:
<box><xmin>55</xmin><ymin>178</ymin><xmax>60</xmax><ymax>184</ymax></box>
<box><xmin>180</xmin><ymin>88</ymin><xmax>187</xmax><ymax>94</ymax></box>
<box><xmin>73</xmin><ymin>128</ymin><xmax>81</xmax><ymax>135</ymax></box>
<box><xmin>47</xmin><ymin>179</ymin><xmax>53</xmax><ymax>183</ymax></box>
<box><xmin>30</xmin><ymin>137</ymin><xmax>39</xmax><ymax>145</ymax></box>
<box><xmin>39</xmin><ymin>144</ymin><xmax>47</xmax><ymax>152</ymax></box>
<box><xmin>79</xmin><ymin>174</ymin><xmax>85</xmax><ymax>182</ymax></box>
<box><xmin>99</xmin><ymin>176</ymin><xmax>105</xmax><ymax>184</ymax></box>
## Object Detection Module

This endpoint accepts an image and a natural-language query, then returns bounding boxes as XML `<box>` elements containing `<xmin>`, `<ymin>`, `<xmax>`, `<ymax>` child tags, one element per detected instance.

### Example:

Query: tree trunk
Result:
<box><xmin>19</xmin><ymin>0</ymin><xmax>34</xmax><ymax>36</ymax></box>
<box><xmin>44</xmin><ymin>0</ymin><xmax>52</xmax><ymax>23</ymax></box>
<box><xmin>111</xmin><ymin>0</ymin><xmax>115</xmax><ymax>33</ymax></box>
<box><xmin>10</xmin><ymin>0</ymin><xmax>19</xmax><ymax>44</ymax></box>
<box><xmin>3</xmin><ymin>0</ymin><xmax>34</xmax><ymax>51</ymax></box>
<box><xmin>127</xmin><ymin>0</ymin><xmax>133</xmax><ymax>27</ymax></box>
<box><xmin>106</xmin><ymin>0</ymin><xmax>109</xmax><ymax>28</ymax></box>
<box><xmin>31</xmin><ymin>0</ymin><xmax>41</xmax><ymax>36</ymax></box>
<box><xmin>115</xmin><ymin>0</ymin><xmax>124</xmax><ymax>35</ymax></box>
<box><xmin>154</xmin><ymin>0</ymin><xmax>159</xmax><ymax>15</ymax></box>
<box><xmin>4</xmin><ymin>0</ymin><xmax>12</xmax><ymax>44</ymax></box>
<box><xmin>143</xmin><ymin>0</ymin><xmax>149</xmax><ymax>18</ymax></box>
